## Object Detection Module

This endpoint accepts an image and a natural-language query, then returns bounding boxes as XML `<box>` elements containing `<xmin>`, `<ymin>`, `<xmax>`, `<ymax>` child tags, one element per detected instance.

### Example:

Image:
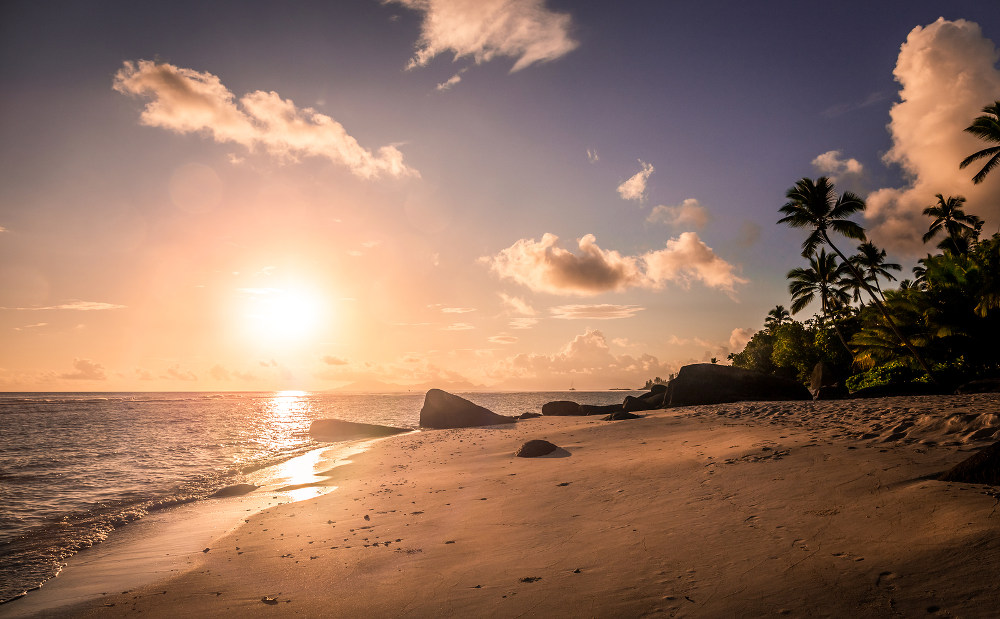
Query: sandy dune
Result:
<box><xmin>21</xmin><ymin>394</ymin><xmax>1000</xmax><ymax>617</ymax></box>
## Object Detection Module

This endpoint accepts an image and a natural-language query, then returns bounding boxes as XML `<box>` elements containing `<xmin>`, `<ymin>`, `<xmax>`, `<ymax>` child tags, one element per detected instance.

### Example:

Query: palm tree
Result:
<box><xmin>778</xmin><ymin>177</ymin><xmax>937</xmax><ymax>381</ymax></box>
<box><xmin>850</xmin><ymin>241</ymin><xmax>901</xmax><ymax>301</ymax></box>
<box><xmin>922</xmin><ymin>194</ymin><xmax>981</xmax><ymax>252</ymax></box>
<box><xmin>764</xmin><ymin>305</ymin><xmax>790</xmax><ymax>332</ymax></box>
<box><xmin>787</xmin><ymin>249</ymin><xmax>853</xmax><ymax>353</ymax></box>
<box><xmin>959</xmin><ymin>101</ymin><xmax>1000</xmax><ymax>184</ymax></box>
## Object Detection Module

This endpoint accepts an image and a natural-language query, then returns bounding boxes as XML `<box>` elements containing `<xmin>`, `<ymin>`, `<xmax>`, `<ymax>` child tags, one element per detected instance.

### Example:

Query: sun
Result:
<box><xmin>243</xmin><ymin>286</ymin><xmax>326</xmax><ymax>342</ymax></box>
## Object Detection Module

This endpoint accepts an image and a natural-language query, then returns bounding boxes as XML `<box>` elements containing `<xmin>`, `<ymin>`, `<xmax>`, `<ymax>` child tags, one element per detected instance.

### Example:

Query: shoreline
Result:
<box><xmin>9</xmin><ymin>394</ymin><xmax>1000</xmax><ymax>617</ymax></box>
<box><xmin>0</xmin><ymin>436</ymin><xmax>398</xmax><ymax>617</ymax></box>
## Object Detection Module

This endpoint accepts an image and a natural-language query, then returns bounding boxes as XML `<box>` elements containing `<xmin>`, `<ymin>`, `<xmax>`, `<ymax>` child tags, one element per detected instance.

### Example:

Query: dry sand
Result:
<box><xmin>13</xmin><ymin>394</ymin><xmax>1000</xmax><ymax>617</ymax></box>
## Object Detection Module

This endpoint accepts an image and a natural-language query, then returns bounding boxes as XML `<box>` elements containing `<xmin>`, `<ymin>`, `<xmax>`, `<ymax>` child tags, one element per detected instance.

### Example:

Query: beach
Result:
<box><xmin>8</xmin><ymin>394</ymin><xmax>1000</xmax><ymax>617</ymax></box>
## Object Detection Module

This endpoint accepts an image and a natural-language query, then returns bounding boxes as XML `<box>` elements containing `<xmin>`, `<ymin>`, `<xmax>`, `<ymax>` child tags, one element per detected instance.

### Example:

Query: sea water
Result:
<box><xmin>0</xmin><ymin>390</ymin><xmax>635</xmax><ymax>603</ymax></box>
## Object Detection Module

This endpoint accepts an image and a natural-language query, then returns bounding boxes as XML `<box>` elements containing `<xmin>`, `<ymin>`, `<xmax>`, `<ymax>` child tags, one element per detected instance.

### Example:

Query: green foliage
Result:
<box><xmin>845</xmin><ymin>360</ymin><xmax>919</xmax><ymax>391</ymax></box>
<box><xmin>728</xmin><ymin>330</ymin><xmax>775</xmax><ymax>375</ymax></box>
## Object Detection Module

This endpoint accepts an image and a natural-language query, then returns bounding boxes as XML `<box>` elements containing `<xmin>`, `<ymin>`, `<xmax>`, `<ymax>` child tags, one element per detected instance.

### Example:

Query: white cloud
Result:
<box><xmin>811</xmin><ymin>150</ymin><xmax>864</xmax><ymax>180</ymax></box>
<box><xmin>163</xmin><ymin>364</ymin><xmax>197</xmax><ymax>381</ymax></box>
<box><xmin>322</xmin><ymin>355</ymin><xmax>349</xmax><ymax>366</ymax></box>
<box><xmin>865</xmin><ymin>18</ymin><xmax>1000</xmax><ymax>254</ymax></box>
<box><xmin>441</xmin><ymin>307</ymin><xmax>476</xmax><ymax>314</ymax></box>
<box><xmin>0</xmin><ymin>225</ymin><xmax>6</xmax><ymax>233</ymax></box>
<box><xmin>489</xmin><ymin>329</ymin><xmax>677</xmax><ymax>389</ymax></box>
<box><xmin>550</xmin><ymin>304</ymin><xmax>645</xmax><ymax>320</ymax></box>
<box><xmin>499</xmin><ymin>293</ymin><xmax>536</xmax><ymax>315</ymax></box>
<box><xmin>617</xmin><ymin>160</ymin><xmax>654</xmax><ymax>201</ymax></box>
<box><xmin>388</xmin><ymin>0</ymin><xmax>578</xmax><ymax>73</ymax></box>
<box><xmin>443</xmin><ymin>322</ymin><xmax>475</xmax><ymax>330</ymax></box>
<box><xmin>436</xmin><ymin>70</ymin><xmax>465</xmax><ymax>91</ymax></box>
<box><xmin>647</xmin><ymin>198</ymin><xmax>711</xmax><ymax>229</ymax></box>
<box><xmin>586</xmin><ymin>148</ymin><xmax>599</xmax><ymax>163</ymax></box>
<box><xmin>113</xmin><ymin>60</ymin><xmax>417</xmax><ymax>179</ymax></box>
<box><xmin>59</xmin><ymin>358</ymin><xmax>106</xmax><ymax>380</ymax></box>
<box><xmin>484</xmin><ymin>232</ymin><xmax>746</xmax><ymax>296</ymax></box>
<box><xmin>210</xmin><ymin>364</ymin><xmax>230</xmax><ymax>381</ymax></box>
<box><xmin>3</xmin><ymin>300</ymin><xmax>126</xmax><ymax>311</ymax></box>
<box><xmin>13</xmin><ymin>322</ymin><xmax>47</xmax><ymax>331</ymax></box>
<box><xmin>509</xmin><ymin>317</ymin><xmax>539</xmax><ymax>329</ymax></box>
<box><xmin>489</xmin><ymin>334</ymin><xmax>518</xmax><ymax>344</ymax></box>
<box><xmin>728</xmin><ymin>327</ymin><xmax>754</xmax><ymax>352</ymax></box>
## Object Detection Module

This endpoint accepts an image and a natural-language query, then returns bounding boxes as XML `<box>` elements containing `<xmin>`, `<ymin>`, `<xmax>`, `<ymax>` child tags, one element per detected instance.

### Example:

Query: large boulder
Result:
<box><xmin>419</xmin><ymin>389</ymin><xmax>516</xmax><ymax>428</ymax></box>
<box><xmin>665</xmin><ymin>363</ymin><xmax>812</xmax><ymax>407</ymax></box>
<box><xmin>939</xmin><ymin>442</ymin><xmax>1000</xmax><ymax>485</ymax></box>
<box><xmin>623</xmin><ymin>389</ymin><xmax>666</xmax><ymax>412</ymax></box>
<box><xmin>310</xmin><ymin>418</ymin><xmax>410</xmax><ymax>441</ymax></box>
<box><xmin>542</xmin><ymin>400</ymin><xmax>583</xmax><ymax>416</ymax></box>
<box><xmin>955</xmin><ymin>378</ymin><xmax>1000</xmax><ymax>394</ymax></box>
<box><xmin>579</xmin><ymin>403</ymin><xmax>622</xmax><ymax>416</ymax></box>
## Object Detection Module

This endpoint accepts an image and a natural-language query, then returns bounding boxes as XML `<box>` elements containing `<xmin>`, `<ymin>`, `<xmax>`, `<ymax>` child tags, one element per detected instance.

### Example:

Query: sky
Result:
<box><xmin>1</xmin><ymin>1</ymin><xmax>999</xmax><ymax>392</ymax></box>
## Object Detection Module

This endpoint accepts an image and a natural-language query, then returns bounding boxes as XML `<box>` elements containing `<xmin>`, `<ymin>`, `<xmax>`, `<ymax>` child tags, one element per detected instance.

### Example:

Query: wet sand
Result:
<box><xmin>10</xmin><ymin>394</ymin><xmax>1000</xmax><ymax>617</ymax></box>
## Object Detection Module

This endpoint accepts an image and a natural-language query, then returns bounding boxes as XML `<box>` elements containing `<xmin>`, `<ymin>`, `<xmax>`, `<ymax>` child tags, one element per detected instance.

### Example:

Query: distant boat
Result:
<box><xmin>568</xmin><ymin>381</ymin><xmax>576</xmax><ymax>391</ymax></box>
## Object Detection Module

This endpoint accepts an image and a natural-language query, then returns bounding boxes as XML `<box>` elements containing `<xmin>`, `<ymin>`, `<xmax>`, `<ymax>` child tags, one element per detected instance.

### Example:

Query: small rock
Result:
<box><xmin>514</xmin><ymin>440</ymin><xmax>558</xmax><ymax>457</ymax></box>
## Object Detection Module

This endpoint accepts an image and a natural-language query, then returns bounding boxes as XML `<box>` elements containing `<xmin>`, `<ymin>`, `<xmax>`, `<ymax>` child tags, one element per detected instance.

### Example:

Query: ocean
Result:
<box><xmin>0</xmin><ymin>390</ymin><xmax>637</xmax><ymax>604</ymax></box>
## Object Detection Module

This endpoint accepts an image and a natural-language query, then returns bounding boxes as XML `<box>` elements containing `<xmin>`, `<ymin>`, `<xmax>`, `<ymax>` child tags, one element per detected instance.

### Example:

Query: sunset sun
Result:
<box><xmin>243</xmin><ymin>287</ymin><xmax>327</xmax><ymax>342</ymax></box>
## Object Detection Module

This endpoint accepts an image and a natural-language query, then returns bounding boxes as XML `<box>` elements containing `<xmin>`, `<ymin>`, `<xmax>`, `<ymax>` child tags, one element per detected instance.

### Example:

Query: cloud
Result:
<box><xmin>209</xmin><ymin>364</ymin><xmax>230</xmax><ymax>381</ymax></box>
<box><xmin>113</xmin><ymin>60</ymin><xmax>416</xmax><ymax>179</ymax></box>
<box><xmin>617</xmin><ymin>160</ymin><xmax>654</xmax><ymax>201</ymax></box>
<box><xmin>59</xmin><ymin>358</ymin><xmax>107</xmax><ymax>380</ymax></box>
<box><xmin>489</xmin><ymin>334</ymin><xmax>518</xmax><ymax>344</ymax></box>
<box><xmin>821</xmin><ymin>91</ymin><xmax>888</xmax><ymax>118</ymax></box>
<box><xmin>586</xmin><ymin>148</ymin><xmax>599</xmax><ymax>163</ymax></box>
<box><xmin>443</xmin><ymin>322</ymin><xmax>475</xmax><ymax>330</ymax></box>
<box><xmin>499</xmin><ymin>293</ymin><xmax>536</xmax><ymax>316</ymax></box>
<box><xmin>811</xmin><ymin>150</ymin><xmax>864</xmax><ymax>180</ymax></box>
<box><xmin>163</xmin><ymin>364</ymin><xmax>197</xmax><ymax>381</ymax></box>
<box><xmin>728</xmin><ymin>327</ymin><xmax>754</xmax><ymax>352</ymax></box>
<box><xmin>135</xmin><ymin>368</ymin><xmax>154</xmax><ymax>381</ymax></box>
<box><xmin>0</xmin><ymin>225</ymin><xmax>6</xmax><ymax>233</ymax></box>
<box><xmin>322</xmin><ymin>355</ymin><xmax>349</xmax><ymax>365</ymax></box>
<box><xmin>13</xmin><ymin>322</ymin><xmax>47</xmax><ymax>331</ymax></box>
<box><xmin>489</xmin><ymin>329</ymin><xmax>677</xmax><ymax>389</ymax></box>
<box><xmin>388</xmin><ymin>0</ymin><xmax>578</xmax><ymax>73</ymax></box>
<box><xmin>865</xmin><ymin>18</ymin><xmax>1000</xmax><ymax>254</ymax></box>
<box><xmin>550</xmin><ymin>304</ymin><xmax>645</xmax><ymax>320</ymax></box>
<box><xmin>647</xmin><ymin>198</ymin><xmax>711</xmax><ymax>229</ymax></box>
<box><xmin>485</xmin><ymin>232</ymin><xmax>746</xmax><ymax>296</ymax></box>
<box><xmin>441</xmin><ymin>307</ymin><xmax>476</xmax><ymax>314</ymax></box>
<box><xmin>436</xmin><ymin>69</ymin><xmax>466</xmax><ymax>91</ymax></box>
<box><xmin>509</xmin><ymin>317</ymin><xmax>539</xmax><ymax>329</ymax></box>
<box><xmin>3</xmin><ymin>300</ymin><xmax>126</xmax><ymax>311</ymax></box>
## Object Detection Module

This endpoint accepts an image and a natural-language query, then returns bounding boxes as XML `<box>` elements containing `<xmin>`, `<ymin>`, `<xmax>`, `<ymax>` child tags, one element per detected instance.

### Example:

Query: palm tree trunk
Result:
<box><xmin>823</xmin><ymin>231</ymin><xmax>938</xmax><ymax>383</ymax></box>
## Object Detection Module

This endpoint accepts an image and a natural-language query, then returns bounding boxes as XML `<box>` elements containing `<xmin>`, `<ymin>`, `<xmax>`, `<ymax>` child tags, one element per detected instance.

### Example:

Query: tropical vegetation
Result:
<box><xmin>727</xmin><ymin>100</ymin><xmax>1000</xmax><ymax>392</ymax></box>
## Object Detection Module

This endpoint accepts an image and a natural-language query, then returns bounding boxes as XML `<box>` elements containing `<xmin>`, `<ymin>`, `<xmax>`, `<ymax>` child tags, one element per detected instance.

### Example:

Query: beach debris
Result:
<box><xmin>209</xmin><ymin>484</ymin><xmax>259</xmax><ymax>498</ymax></box>
<box><xmin>202</xmin><ymin>547</ymin><xmax>211</xmax><ymax>553</ymax></box>
<box><xmin>514</xmin><ymin>440</ymin><xmax>558</xmax><ymax>458</ymax></box>
<box><xmin>261</xmin><ymin>596</ymin><xmax>279</xmax><ymax>605</ymax></box>
<box><xmin>419</xmin><ymin>389</ymin><xmax>516</xmax><ymax>428</ymax></box>
<box><xmin>364</xmin><ymin>514</ymin><xmax>370</xmax><ymax>521</ymax></box>
<box><xmin>939</xmin><ymin>441</ymin><xmax>1000</xmax><ymax>485</ymax></box>
<box><xmin>541</xmin><ymin>400</ymin><xmax>582</xmax><ymax>416</ymax></box>
<box><xmin>520</xmin><ymin>576</ymin><xmax>542</xmax><ymax>583</ymax></box>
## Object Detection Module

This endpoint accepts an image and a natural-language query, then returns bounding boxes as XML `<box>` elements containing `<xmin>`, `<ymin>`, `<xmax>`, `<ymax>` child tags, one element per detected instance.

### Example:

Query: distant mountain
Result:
<box><xmin>330</xmin><ymin>377</ymin><xmax>487</xmax><ymax>394</ymax></box>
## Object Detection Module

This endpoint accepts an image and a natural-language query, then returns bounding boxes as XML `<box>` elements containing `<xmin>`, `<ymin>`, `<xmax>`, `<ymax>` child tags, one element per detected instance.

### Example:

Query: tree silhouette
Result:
<box><xmin>778</xmin><ymin>177</ymin><xmax>936</xmax><ymax>381</ymax></box>
<box><xmin>850</xmin><ymin>241</ymin><xmax>901</xmax><ymax>301</ymax></box>
<box><xmin>922</xmin><ymin>194</ymin><xmax>981</xmax><ymax>254</ymax></box>
<box><xmin>787</xmin><ymin>249</ymin><xmax>852</xmax><ymax>353</ymax></box>
<box><xmin>959</xmin><ymin>101</ymin><xmax>1000</xmax><ymax>184</ymax></box>
<box><xmin>764</xmin><ymin>305</ymin><xmax>791</xmax><ymax>332</ymax></box>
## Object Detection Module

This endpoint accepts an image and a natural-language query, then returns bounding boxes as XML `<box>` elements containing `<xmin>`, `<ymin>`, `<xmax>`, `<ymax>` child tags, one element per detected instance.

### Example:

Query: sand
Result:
<box><xmin>9</xmin><ymin>394</ymin><xmax>1000</xmax><ymax>617</ymax></box>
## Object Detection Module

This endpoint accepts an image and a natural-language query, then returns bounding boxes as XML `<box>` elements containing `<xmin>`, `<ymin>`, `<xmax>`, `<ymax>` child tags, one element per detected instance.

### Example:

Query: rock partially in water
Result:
<box><xmin>419</xmin><ymin>389</ymin><xmax>517</xmax><ymax>428</ymax></box>
<box><xmin>210</xmin><ymin>484</ymin><xmax>260</xmax><ymax>498</ymax></box>
<box><xmin>310</xmin><ymin>419</ymin><xmax>409</xmax><ymax>441</ymax></box>
<box><xmin>514</xmin><ymin>440</ymin><xmax>558</xmax><ymax>458</ymax></box>
<box><xmin>542</xmin><ymin>400</ymin><xmax>583</xmax><ymax>416</ymax></box>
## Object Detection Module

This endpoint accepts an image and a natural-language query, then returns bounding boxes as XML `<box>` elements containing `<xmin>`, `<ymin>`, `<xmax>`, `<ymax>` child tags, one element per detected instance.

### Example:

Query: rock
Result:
<box><xmin>579</xmin><ymin>403</ymin><xmax>622</xmax><ymax>415</ymax></box>
<box><xmin>623</xmin><ymin>390</ymin><xmax>666</xmax><ymax>412</ymax></box>
<box><xmin>514</xmin><ymin>440</ymin><xmax>558</xmax><ymax>457</ymax></box>
<box><xmin>939</xmin><ymin>442</ymin><xmax>1000</xmax><ymax>485</ymax></box>
<box><xmin>810</xmin><ymin>362</ymin><xmax>838</xmax><ymax>391</ymax></box>
<box><xmin>955</xmin><ymin>378</ymin><xmax>1000</xmax><ymax>394</ymax></box>
<box><xmin>419</xmin><ymin>389</ymin><xmax>516</xmax><ymax>429</ymax></box>
<box><xmin>209</xmin><ymin>484</ymin><xmax>260</xmax><ymax>498</ymax></box>
<box><xmin>310</xmin><ymin>419</ymin><xmax>410</xmax><ymax>441</ymax></box>
<box><xmin>665</xmin><ymin>363</ymin><xmax>812</xmax><ymax>407</ymax></box>
<box><xmin>541</xmin><ymin>400</ymin><xmax>583</xmax><ymax>416</ymax></box>
<box><xmin>603</xmin><ymin>411</ymin><xmax>642</xmax><ymax>421</ymax></box>
<box><xmin>518</xmin><ymin>412</ymin><xmax>542</xmax><ymax>419</ymax></box>
<box><xmin>649</xmin><ymin>383</ymin><xmax>668</xmax><ymax>396</ymax></box>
